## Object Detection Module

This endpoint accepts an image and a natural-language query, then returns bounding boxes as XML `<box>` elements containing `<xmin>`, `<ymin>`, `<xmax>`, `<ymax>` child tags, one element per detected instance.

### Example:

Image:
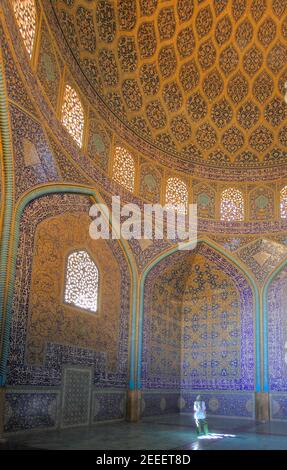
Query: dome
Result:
<box><xmin>3</xmin><ymin>0</ymin><xmax>287</xmax><ymax>441</ymax></box>
<box><xmin>50</xmin><ymin>0</ymin><xmax>287</xmax><ymax>173</ymax></box>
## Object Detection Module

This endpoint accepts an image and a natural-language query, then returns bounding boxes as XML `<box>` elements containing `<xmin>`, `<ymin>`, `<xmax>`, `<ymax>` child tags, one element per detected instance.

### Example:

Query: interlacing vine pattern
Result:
<box><xmin>112</xmin><ymin>145</ymin><xmax>135</xmax><ymax>192</ymax></box>
<box><xmin>220</xmin><ymin>188</ymin><xmax>244</xmax><ymax>221</ymax></box>
<box><xmin>51</xmin><ymin>0</ymin><xmax>287</xmax><ymax>166</ymax></box>
<box><xmin>64</xmin><ymin>250</ymin><xmax>99</xmax><ymax>313</ymax></box>
<box><xmin>61</xmin><ymin>84</ymin><xmax>84</xmax><ymax>147</ymax></box>
<box><xmin>13</xmin><ymin>0</ymin><xmax>36</xmax><ymax>58</ymax></box>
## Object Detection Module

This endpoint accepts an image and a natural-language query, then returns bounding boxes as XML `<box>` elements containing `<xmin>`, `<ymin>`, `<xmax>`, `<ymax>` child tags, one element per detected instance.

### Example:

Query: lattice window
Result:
<box><xmin>165</xmin><ymin>177</ymin><xmax>188</xmax><ymax>213</ymax></box>
<box><xmin>64</xmin><ymin>250</ymin><xmax>99</xmax><ymax>313</ymax></box>
<box><xmin>13</xmin><ymin>0</ymin><xmax>37</xmax><ymax>58</ymax></box>
<box><xmin>112</xmin><ymin>145</ymin><xmax>135</xmax><ymax>192</ymax></box>
<box><xmin>280</xmin><ymin>186</ymin><xmax>287</xmax><ymax>219</ymax></box>
<box><xmin>61</xmin><ymin>85</ymin><xmax>84</xmax><ymax>147</ymax></box>
<box><xmin>220</xmin><ymin>188</ymin><xmax>244</xmax><ymax>221</ymax></box>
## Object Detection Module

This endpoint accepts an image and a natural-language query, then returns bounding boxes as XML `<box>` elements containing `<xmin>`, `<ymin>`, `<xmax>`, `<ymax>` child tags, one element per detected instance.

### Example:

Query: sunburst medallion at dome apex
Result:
<box><xmin>51</xmin><ymin>0</ymin><xmax>287</xmax><ymax>168</ymax></box>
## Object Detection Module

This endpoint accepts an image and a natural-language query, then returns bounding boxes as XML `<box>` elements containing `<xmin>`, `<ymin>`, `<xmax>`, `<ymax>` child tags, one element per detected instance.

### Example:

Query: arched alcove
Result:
<box><xmin>3</xmin><ymin>0</ymin><xmax>287</xmax><ymax>445</ymax></box>
<box><xmin>140</xmin><ymin>242</ymin><xmax>256</xmax><ymax>419</ymax></box>
<box><xmin>266</xmin><ymin>262</ymin><xmax>287</xmax><ymax>421</ymax></box>
<box><xmin>5</xmin><ymin>191</ymin><xmax>132</xmax><ymax>432</ymax></box>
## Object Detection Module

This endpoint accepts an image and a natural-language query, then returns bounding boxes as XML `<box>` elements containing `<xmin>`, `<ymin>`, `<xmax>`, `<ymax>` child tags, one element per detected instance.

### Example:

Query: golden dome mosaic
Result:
<box><xmin>51</xmin><ymin>0</ymin><xmax>287</xmax><ymax>167</ymax></box>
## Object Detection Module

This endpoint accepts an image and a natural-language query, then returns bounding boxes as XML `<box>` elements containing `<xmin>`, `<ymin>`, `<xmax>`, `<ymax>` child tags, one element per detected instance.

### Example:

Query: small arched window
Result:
<box><xmin>64</xmin><ymin>250</ymin><xmax>99</xmax><ymax>313</ymax></box>
<box><xmin>112</xmin><ymin>145</ymin><xmax>135</xmax><ymax>192</ymax></box>
<box><xmin>280</xmin><ymin>186</ymin><xmax>287</xmax><ymax>219</ymax></box>
<box><xmin>13</xmin><ymin>0</ymin><xmax>37</xmax><ymax>58</ymax></box>
<box><xmin>61</xmin><ymin>84</ymin><xmax>84</xmax><ymax>147</ymax></box>
<box><xmin>165</xmin><ymin>177</ymin><xmax>188</xmax><ymax>214</ymax></box>
<box><xmin>220</xmin><ymin>188</ymin><xmax>244</xmax><ymax>221</ymax></box>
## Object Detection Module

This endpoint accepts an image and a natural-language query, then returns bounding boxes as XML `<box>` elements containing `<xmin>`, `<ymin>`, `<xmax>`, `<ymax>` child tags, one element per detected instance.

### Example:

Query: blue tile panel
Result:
<box><xmin>4</xmin><ymin>391</ymin><xmax>58</xmax><ymax>433</ymax></box>
<box><xmin>141</xmin><ymin>392</ymin><xmax>181</xmax><ymax>417</ymax></box>
<box><xmin>181</xmin><ymin>392</ymin><xmax>255</xmax><ymax>419</ymax></box>
<box><xmin>270</xmin><ymin>394</ymin><xmax>287</xmax><ymax>421</ymax></box>
<box><xmin>93</xmin><ymin>391</ymin><xmax>126</xmax><ymax>422</ymax></box>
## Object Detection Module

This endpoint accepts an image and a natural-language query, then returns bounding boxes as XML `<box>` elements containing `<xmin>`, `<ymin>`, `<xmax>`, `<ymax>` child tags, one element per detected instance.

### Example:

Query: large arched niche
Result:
<box><xmin>141</xmin><ymin>242</ymin><xmax>255</xmax><ymax>419</ymax></box>
<box><xmin>267</xmin><ymin>263</ymin><xmax>287</xmax><ymax>421</ymax></box>
<box><xmin>5</xmin><ymin>192</ymin><xmax>131</xmax><ymax>433</ymax></box>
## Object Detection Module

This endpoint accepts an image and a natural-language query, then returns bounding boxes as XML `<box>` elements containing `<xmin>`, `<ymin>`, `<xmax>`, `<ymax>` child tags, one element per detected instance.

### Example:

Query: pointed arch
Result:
<box><xmin>0</xmin><ymin>184</ymin><xmax>138</xmax><ymax>389</ymax></box>
<box><xmin>112</xmin><ymin>145</ymin><xmax>135</xmax><ymax>192</ymax></box>
<box><xmin>249</xmin><ymin>185</ymin><xmax>274</xmax><ymax>221</ymax></box>
<box><xmin>220</xmin><ymin>187</ymin><xmax>244</xmax><ymax>221</ymax></box>
<box><xmin>165</xmin><ymin>176</ymin><xmax>188</xmax><ymax>213</ymax></box>
<box><xmin>262</xmin><ymin>252</ymin><xmax>287</xmax><ymax>392</ymax></box>
<box><xmin>61</xmin><ymin>84</ymin><xmax>85</xmax><ymax>147</ymax></box>
<box><xmin>0</xmin><ymin>48</ymin><xmax>15</xmax><ymax>384</ymax></box>
<box><xmin>192</xmin><ymin>182</ymin><xmax>216</xmax><ymax>219</ymax></box>
<box><xmin>64</xmin><ymin>250</ymin><xmax>99</xmax><ymax>313</ymax></box>
<box><xmin>138</xmin><ymin>238</ymin><xmax>260</xmax><ymax>392</ymax></box>
<box><xmin>13</xmin><ymin>0</ymin><xmax>37</xmax><ymax>59</ymax></box>
<box><xmin>139</xmin><ymin>162</ymin><xmax>162</xmax><ymax>203</ymax></box>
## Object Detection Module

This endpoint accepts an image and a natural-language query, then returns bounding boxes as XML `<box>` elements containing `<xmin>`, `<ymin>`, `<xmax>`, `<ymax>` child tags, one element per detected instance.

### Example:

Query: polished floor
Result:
<box><xmin>4</xmin><ymin>414</ymin><xmax>287</xmax><ymax>450</ymax></box>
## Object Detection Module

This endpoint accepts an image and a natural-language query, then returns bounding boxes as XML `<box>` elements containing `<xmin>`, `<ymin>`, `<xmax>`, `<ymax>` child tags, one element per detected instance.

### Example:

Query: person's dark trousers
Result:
<box><xmin>195</xmin><ymin>419</ymin><xmax>209</xmax><ymax>436</ymax></box>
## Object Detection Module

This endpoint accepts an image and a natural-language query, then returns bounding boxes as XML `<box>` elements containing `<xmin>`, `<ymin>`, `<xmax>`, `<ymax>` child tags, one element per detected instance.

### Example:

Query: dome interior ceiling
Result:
<box><xmin>51</xmin><ymin>0</ymin><xmax>287</xmax><ymax>168</ymax></box>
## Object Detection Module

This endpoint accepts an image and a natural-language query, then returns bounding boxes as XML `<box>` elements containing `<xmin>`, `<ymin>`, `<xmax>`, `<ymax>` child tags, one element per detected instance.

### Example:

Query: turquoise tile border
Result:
<box><xmin>0</xmin><ymin>50</ymin><xmax>14</xmax><ymax>385</ymax></box>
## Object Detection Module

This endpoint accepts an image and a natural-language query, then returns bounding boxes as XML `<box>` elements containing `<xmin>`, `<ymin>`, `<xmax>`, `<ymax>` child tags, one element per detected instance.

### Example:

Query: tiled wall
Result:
<box><xmin>4</xmin><ymin>390</ymin><xmax>59</xmax><ymax>433</ymax></box>
<box><xmin>4</xmin><ymin>194</ymin><xmax>130</xmax><ymax>433</ymax></box>
<box><xmin>141</xmin><ymin>391</ymin><xmax>181</xmax><ymax>418</ymax></box>
<box><xmin>4</xmin><ymin>387</ymin><xmax>127</xmax><ymax>433</ymax></box>
<box><xmin>180</xmin><ymin>392</ymin><xmax>255</xmax><ymax>419</ymax></box>
<box><xmin>267</xmin><ymin>265</ymin><xmax>287</xmax><ymax>392</ymax></box>
<box><xmin>270</xmin><ymin>393</ymin><xmax>287</xmax><ymax>421</ymax></box>
<box><xmin>141</xmin><ymin>244</ymin><xmax>255</xmax><ymax>418</ymax></box>
<box><xmin>140</xmin><ymin>391</ymin><xmax>255</xmax><ymax>420</ymax></box>
<box><xmin>3</xmin><ymin>6</ymin><xmax>287</xmax><ymax>432</ymax></box>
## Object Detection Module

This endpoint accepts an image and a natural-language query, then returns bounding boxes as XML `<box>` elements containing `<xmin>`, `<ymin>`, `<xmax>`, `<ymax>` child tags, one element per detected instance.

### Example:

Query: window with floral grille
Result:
<box><xmin>220</xmin><ymin>188</ymin><xmax>244</xmax><ymax>221</ymax></box>
<box><xmin>165</xmin><ymin>177</ymin><xmax>188</xmax><ymax>213</ymax></box>
<box><xmin>13</xmin><ymin>0</ymin><xmax>36</xmax><ymax>58</ymax></box>
<box><xmin>112</xmin><ymin>145</ymin><xmax>135</xmax><ymax>192</ymax></box>
<box><xmin>64</xmin><ymin>250</ymin><xmax>99</xmax><ymax>313</ymax></box>
<box><xmin>61</xmin><ymin>85</ymin><xmax>84</xmax><ymax>147</ymax></box>
<box><xmin>280</xmin><ymin>186</ymin><xmax>287</xmax><ymax>219</ymax></box>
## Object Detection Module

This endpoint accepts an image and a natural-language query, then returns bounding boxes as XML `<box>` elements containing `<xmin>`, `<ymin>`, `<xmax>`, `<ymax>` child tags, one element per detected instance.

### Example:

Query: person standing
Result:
<box><xmin>194</xmin><ymin>395</ymin><xmax>209</xmax><ymax>436</ymax></box>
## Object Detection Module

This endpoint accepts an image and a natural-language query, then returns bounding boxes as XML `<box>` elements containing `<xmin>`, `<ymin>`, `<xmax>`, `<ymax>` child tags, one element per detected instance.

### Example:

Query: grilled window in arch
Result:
<box><xmin>165</xmin><ymin>177</ymin><xmax>188</xmax><ymax>214</ymax></box>
<box><xmin>64</xmin><ymin>250</ymin><xmax>99</xmax><ymax>313</ymax></box>
<box><xmin>220</xmin><ymin>188</ymin><xmax>244</xmax><ymax>221</ymax></box>
<box><xmin>13</xmin><ymin>0</ymin><xmax>36</xmax><ymax>58</ymax></box>
<box><xmin>61</xmin><ymin>85</ymin><xmax>84</xmax><ymax>147</ymax></box>
<box><xmin>280</xmin><ymin>186</ymin><xmax>287</xmax><ymax>219</ymax></box>
<box><xmin>112</xmin><ymin>145</ymin><xmax>135</xmax><ymax>192</ymax></box>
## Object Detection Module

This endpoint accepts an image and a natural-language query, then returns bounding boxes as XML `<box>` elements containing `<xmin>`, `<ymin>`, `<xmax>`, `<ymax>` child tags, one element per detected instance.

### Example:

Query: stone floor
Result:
<box><xmin>3</xmin><ymin>414</ymin><xmax>287</xmax><ymax>450</ymax></box>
